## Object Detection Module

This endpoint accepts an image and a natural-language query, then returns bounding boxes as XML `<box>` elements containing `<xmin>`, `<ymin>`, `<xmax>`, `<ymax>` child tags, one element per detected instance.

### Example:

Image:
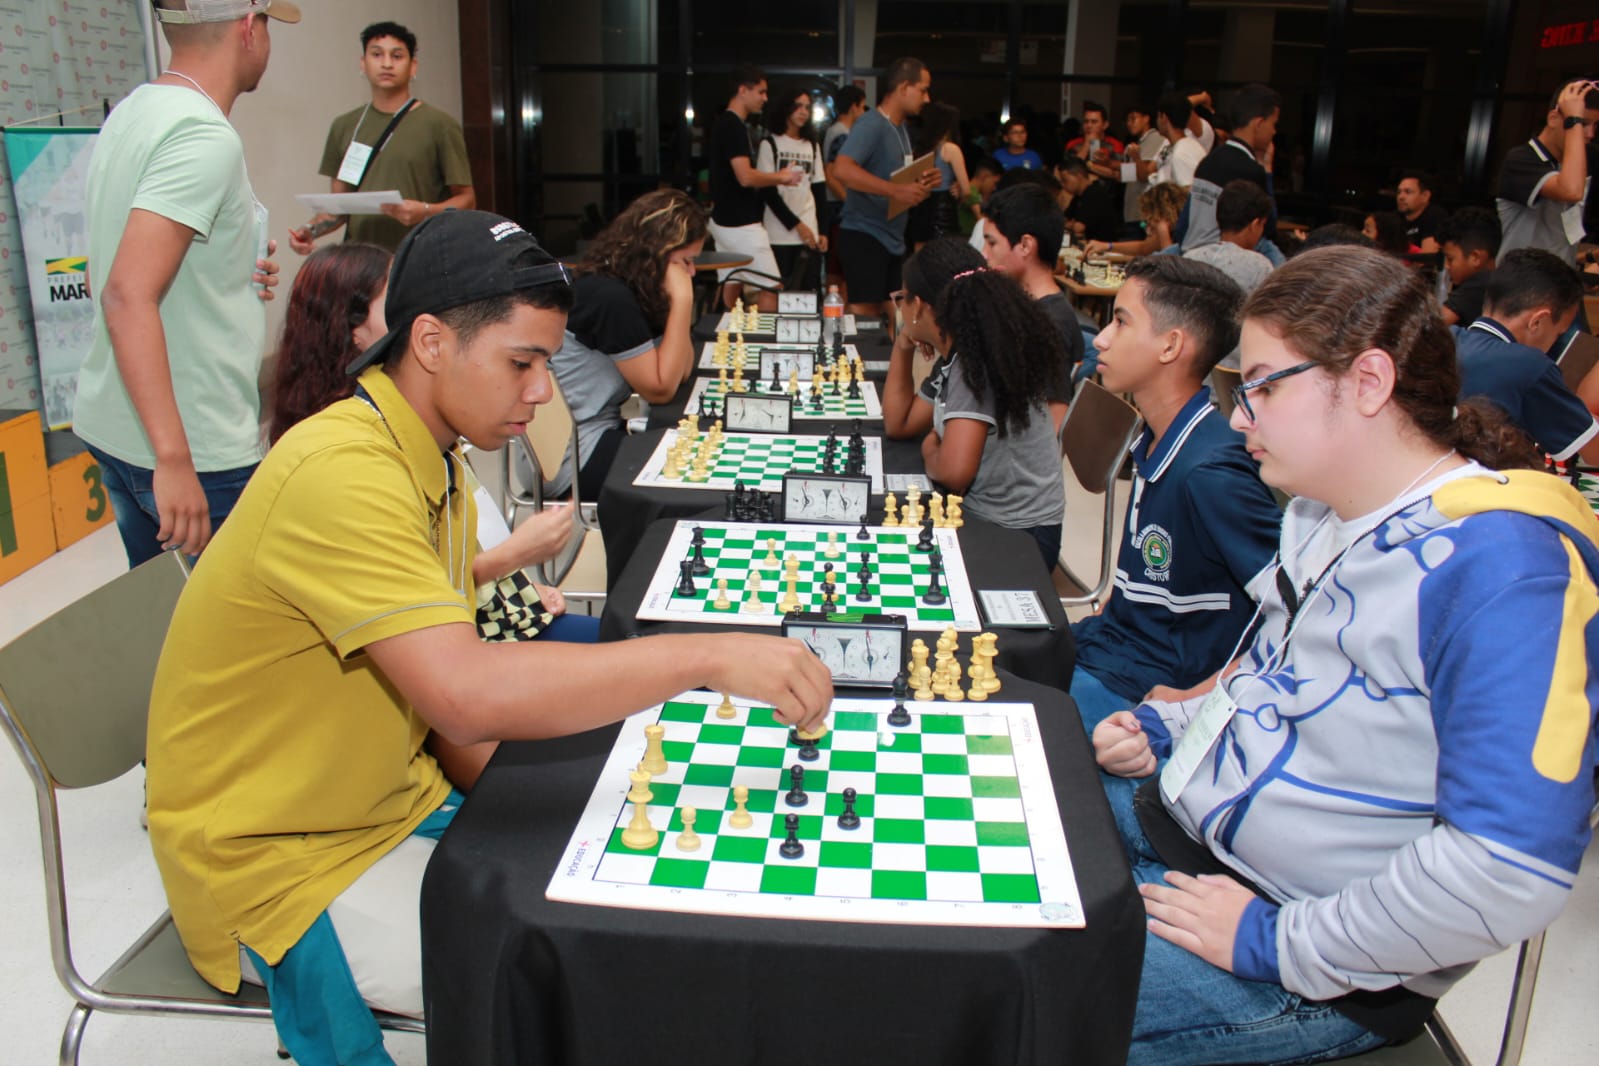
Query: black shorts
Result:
<box><xmin>837</xmin><ymin>227</ymin><xmax>903</xmax><ymax>305</ymax></box>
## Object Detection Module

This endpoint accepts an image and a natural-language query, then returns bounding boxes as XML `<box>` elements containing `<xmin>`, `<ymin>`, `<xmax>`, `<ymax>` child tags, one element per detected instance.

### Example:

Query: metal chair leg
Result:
<box><xmin>59</xmin><ymin>1003</ymin><xmax>91</xmax><ymax>1066</ymax></box>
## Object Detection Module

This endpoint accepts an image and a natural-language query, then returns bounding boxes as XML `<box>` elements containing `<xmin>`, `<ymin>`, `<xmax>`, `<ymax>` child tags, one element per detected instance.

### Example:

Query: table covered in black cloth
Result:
<box><xmin>602</xmin><ymin>513</ymin><xmax>1075</xmax><ymax>691</ymax></box>
<box><xmin>420</xmin><ymin>672</ymin><xmax>1144</xmax><ymax>1066</ymax></box>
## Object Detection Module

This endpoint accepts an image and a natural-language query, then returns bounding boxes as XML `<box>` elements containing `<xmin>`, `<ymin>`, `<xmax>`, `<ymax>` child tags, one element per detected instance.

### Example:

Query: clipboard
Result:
<box><xmin>886</xmin><ymin>152</ymin><xmax>937</xmax><ymax>220</ymax></box>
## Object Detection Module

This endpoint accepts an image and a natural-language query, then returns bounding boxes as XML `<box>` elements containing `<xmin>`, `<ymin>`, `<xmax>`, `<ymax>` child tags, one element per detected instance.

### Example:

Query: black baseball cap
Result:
<box><xmin>346</xmin><ymin>209</ymin><xmax>573</xmax><ymax>375</ymax></box>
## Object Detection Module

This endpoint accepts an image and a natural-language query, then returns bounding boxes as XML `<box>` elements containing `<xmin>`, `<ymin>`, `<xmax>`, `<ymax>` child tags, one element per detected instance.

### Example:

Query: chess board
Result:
<box><xmin>697</xmin><ymin>341</ymin><xmax>861</xmax><ymax>370</ymax></box>
<box><xmin>546</xmin><ymin>694</ymin><xmax>1083</xmax><ymax>927</ymax></box>
<box><xmin>1574</xmin><ymin>472</ymin><xmax>1599</xmax><ymax>517</ymax></box>
<box><xmin>635</xmin><ymin>429</ymin><xmax>885</xmax><ymax>493</ymax></box>
<box><xmin>637</xmin><ymin>520</ymin><xmax>981</xmax><ymax>631</ymax></box>
<box><xmin>714</xmin><ymin>312</ymin><xmax>858</xmax><ymax>337</ymax></box>
<box><xmin>685</xmin><ymin>376</ymin><xmax>883</xmax><ymax>420</ymax></box>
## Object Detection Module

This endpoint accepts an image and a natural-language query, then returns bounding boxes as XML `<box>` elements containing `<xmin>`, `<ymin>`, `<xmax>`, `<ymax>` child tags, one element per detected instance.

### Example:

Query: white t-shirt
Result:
<box><xmin>757</xmin><ymin>133</ymin><xmax>823</xmax><ymax>246</ymax></box>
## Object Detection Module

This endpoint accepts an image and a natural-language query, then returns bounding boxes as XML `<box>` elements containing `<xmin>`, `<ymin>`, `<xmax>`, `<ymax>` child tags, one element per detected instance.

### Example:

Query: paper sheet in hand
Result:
<box><xmin>886</xmin><ymin>152</ymin><xmax>937</xmax><ymax>219</ymax></box>
<box><xmin>294</xmin><ymin>190</ymin><xmax>403</xmax><ymax>215</ymax></box>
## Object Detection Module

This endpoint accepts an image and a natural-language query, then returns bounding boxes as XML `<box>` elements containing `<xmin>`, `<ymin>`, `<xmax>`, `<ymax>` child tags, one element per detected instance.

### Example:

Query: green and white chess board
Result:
<box><xmin>686</xmin><ymin>375</ymin><xmax>882</xmax><ymax>420</ymax></box>
<box><xmin>635</xmin><ymin>429</ymin><xmax>885</xmax><ymax>493</ymax></box>
<box><xmin>713</xmin><ymin>311</ymin><xmax>857</xmax><ymax>336</ymax></box>
<box><xmin>639</xmin><ymin>520</ymin><xmax>981</xmax><ymax>631</ymax></box>
<box><xmin>697</xmin><ymin>340</ymin><xmax>861</xmax><ymax>371</ymax></box>
<box><xmin>545</xmin><ymin>694</ymin><xmax>1083</xmax><ymax>927</ymax></box>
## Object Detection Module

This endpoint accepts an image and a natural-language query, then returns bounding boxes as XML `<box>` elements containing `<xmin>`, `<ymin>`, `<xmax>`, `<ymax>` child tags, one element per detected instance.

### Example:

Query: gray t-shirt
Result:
<box><xmin>932</xmin><ymin>354</ymin><xmax>1065</xmax><ymax>529</ymax></box>
<box><xmin>1183</xmin><ymin>241</ymin><xmax>1273</xmax><ymax>294</ymax></box>
<box><xmin>838</xmin><ymin>109</ymin><xmax>915</xmax><ymax>255</ymax></box>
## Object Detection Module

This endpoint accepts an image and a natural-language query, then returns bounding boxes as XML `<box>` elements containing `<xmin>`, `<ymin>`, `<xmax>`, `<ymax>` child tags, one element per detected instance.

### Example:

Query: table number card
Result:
<box><xmin>978</xmin><ymin>590</ymin><xmax>1054</xmax><ymax>628</ymax></box>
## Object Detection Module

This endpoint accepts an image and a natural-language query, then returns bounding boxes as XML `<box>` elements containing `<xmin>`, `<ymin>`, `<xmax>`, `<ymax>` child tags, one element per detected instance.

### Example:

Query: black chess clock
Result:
<box><xmin>780</xmin><ymin>472</ymin><xmax>872</xmax><ymax>524</ymax></box>
<box><xmin>781</xmin><ymin>613</ymin><xmax>908</xmax><ymax>688</ymax></box>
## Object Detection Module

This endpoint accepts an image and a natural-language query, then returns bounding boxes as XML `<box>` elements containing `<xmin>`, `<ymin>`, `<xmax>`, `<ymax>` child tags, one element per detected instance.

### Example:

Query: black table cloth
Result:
<box><xmin>420</xmin><ymin>672</ymin><xmax>1144</xmax><ymax>1066</ymax></box>
<box><xmin>602</xmin><ymin>513</ymin><xmax>1076</xmax><ymax>692</ymax></box>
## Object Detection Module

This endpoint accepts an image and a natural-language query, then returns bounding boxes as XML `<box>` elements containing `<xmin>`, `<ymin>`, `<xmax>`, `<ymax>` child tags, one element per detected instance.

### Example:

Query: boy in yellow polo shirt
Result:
<box><xmin>146</xmin><ymin>209</ymin><xmax>833</xmax><ymax>1065</ymax></box>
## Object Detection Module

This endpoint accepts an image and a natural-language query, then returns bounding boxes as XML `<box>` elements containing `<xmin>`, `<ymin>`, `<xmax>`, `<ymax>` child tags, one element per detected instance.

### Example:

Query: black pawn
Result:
<box><xmin>780</xmin><ymin>813</ymin><xmax>805</xmax><ymax>858</ymax></box>
<box><xmin>856</xmin><ymin>512</ymin><xmax>871</xmax><ymax>540</ymax></box>
<box><xmin>888</xmin><ymin>673</ymin><xmax>912</xmax><ymax>726</ymax></box>
<box><xmin>676</xmin><ymin>559</ymin><xmax>699</xmax><ymax>597</ymax></box>
<box><xmin>785</xmin><ymin>764</ymin><xmax>808</xmax><ymax>807</ymax></box>
<box><xmin>838</xmin><ymin>787</ymin><xmax>861</xmax><ymax>830</ymax></box>
<box><xmin>770</xmin><ymin>362</ymin><xmax>781</xmax><ymax>393</ymax></box>
<box><xmin>798</xmin><ymin>734</ymin><xmax>819</xmax><ymax>761</ymax></box>
<box><xmin>855</xmin><ymin>573</ymin><xmax>873</xmax><ymax>603</ymax></box>
<box><xmin>915</xmin><ymin>517</ymin><xmax>936</xmax><ymax>552</ymax></box>
<box><xmin>922</xmin><ymin>564</ymin><xmax>947</xmax><ymax>606</ymax></box>
<box><xmin>819</xmin><ymin>585</ymin><xmax>836</xmax><ymax>615</ymax></box>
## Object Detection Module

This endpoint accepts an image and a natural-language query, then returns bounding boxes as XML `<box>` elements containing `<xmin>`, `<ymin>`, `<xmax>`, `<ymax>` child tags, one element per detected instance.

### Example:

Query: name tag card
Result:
<box><xmin>977</xmin><ymin>590</ymin><xmax>1053</xmax><ymax>628</ymax></box>
<box><xmin>1159</xmin><ymin>685</ymin><xmax>1238</xmax><ymax>804</ymax></box>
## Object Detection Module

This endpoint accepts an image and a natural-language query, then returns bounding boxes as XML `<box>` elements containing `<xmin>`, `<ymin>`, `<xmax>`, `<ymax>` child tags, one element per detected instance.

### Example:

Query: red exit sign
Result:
<box><xmin>1540</xmin><ymin>20</ymin><xmax>1599</xmax><ymax>48</ymax></box>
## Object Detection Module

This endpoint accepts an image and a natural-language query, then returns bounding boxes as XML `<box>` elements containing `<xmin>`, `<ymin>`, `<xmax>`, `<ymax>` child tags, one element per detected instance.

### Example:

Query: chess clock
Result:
<box><xmin>758</xmin><ymin>346</ymin><xmax>816</xmax><ymax>383</ymax></box>
<box><xmin>780</xmin><ymin>472</ymin><xmax>871</xmax><ymax>524</ymax></box>
<box><xmin>778</xmin><ymin>292</ymin><xmax>819</xmax><ymax>315</ymax></box>
<box><xmin>782</xmin><ymin>613</ymin><xmax>908</xmax><ymax>688</ymax></box>
<box><xmin>775</xmin><ymin>315</ymin><xmax>823</xmax><ymax>344</ymax></box>
<box><xmin>723</xmin><ymin>393</ymin><xmax>793</xmax><ymax>434</ymax></box>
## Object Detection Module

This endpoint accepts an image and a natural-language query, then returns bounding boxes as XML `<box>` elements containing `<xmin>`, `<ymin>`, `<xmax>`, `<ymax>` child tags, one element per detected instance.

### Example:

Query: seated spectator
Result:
<box><xmin>1297</xmin><ymin>223</ymin><xmax>1376</xmax><ymax>253</ymax></box>
<box><xmin>1058</xmin><ymin>155</ymin><xmax>1123</xmax><ymax>244</ymax></box>
<box><xmin>881</xmin><ymin>238</ymin><xmax>1068</xmax><ymax>566</ymax></box>
<box><xmin>959</xmin><ymin>154</ymin><xmax>1003</xmax><ymax>235</ymax></box>
<box><xmin>554</xmin><ymin>189</ymin><xmax>706</xmax><ymax>497</ymax></box>
<box><xmin>1086</xmin><ymin>182</ymin><xmax>1187</xmax><ymax>258</ymax></box>
<box><xmin>994</xmin><ymin>117</ymin><xmax>1043</xmax><ymax>171</ymax></box>
<box><xmin>1150</xmin><ymin>91</ymin><xmax>1207</xmax><ymax>187</ymax></box>
<box><xmin>147</xmin><ymin>210</ymin><xmax>833</xmax><ymax>1064</ymax></box>
<box><xmin>1184</xmin><ymin>179</ymin><xmax>1274</xmax><ymax>296</ymax></box>
<box><xmin>1363</xmin><ymin>210</ymin><xmax>1412</xmax><ymax>256</ymax></box>
<box><xmin>1437</xmin><ymin>206</ymin><xmax>1501</xmax><ymax>326</ymax></box>
<box><xmin>1065</xmin><ymin>99</ymin><xmax>1125</xmax><ymax>164</ymax></box>
<box><xmin>980</xmin><ymin>182</ymin><xmax>1087</xmax><ymax>426</ymax></box>
<box><xmin>1072</xmin><ymin>256</ymin><xmax>1281</xmax><ymax>745</ymax></box>
<box><xmin>970</xmin><ymin>165</ymin><xmax>1059</xmax><ymax>251</ymax></box>
<box><xmin>1455</xmin><ymin>248</ymin><xmax>1599</xmax><ymax>465</ymax></box>
<box><xmin>1395</xmin><ymin>170</ymin><xmax>1447</xmax><ymax>252</ymax></box>
<box><xmin>1095</xmin><ymin>245</ymin><xmax>1592</xmax><ymax>1066</ymax></box>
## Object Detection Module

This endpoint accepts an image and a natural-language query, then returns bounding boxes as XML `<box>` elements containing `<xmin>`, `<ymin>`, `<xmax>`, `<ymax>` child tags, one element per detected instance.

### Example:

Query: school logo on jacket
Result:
<box><xmin>1134</xmin><ymin>523</ymin><xmax>1173</xmax><ymax>582</ymax></box>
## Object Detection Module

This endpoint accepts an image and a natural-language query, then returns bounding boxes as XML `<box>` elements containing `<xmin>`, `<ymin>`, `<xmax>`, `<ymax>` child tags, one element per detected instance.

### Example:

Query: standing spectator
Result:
<box><xmin>1496</xmin><ymin>79</ymin><xmax>1599</xmax><ymax>268</ymax></box>
<box><xmin>821</xmin><ymin>85</ymin><xmax>866</xmax><ymax>234</ymax></box>
<box><xmin>832</xmin><ymin>57</ymin><xmax>938</xmax><ymax>318</ymax></box>
<box><xmin>1120</xmin><ymin>104</ymin><xmax>1167</xmax><ymax>233</ymax></box>
<box><xmin>1438</xmin><ymin>206</ymin><xmax>1501</xmax><ymax>327</ymax></box>
<box><xmin>1179</xmin><ymin>84</ymin><xmax>1279</xmax><ymax>253</ymax></box>
<box><xmin>1065</xmin><ymin>100</ymin><xmax>1125</xmax><ymax>163</ymax></box>
<box><xmin>995</xmin><ymin>117</ymin><xmax>1043</xmax><ymax>171</ymax></box>
<box><xmin>906</xmin><ymin>102</ymin><xmax>969</xmax><ymax>248</ymax></box>
<box><xmin>290</xmin><ymin>21</ymin><xmax>475</xmax><ymax>254</ymax></box>
<box><xmin>1395</xmin><ymin>170</ymin><xmax>1447</xmax><ymax>253</ymax></box>
<box><xmin>706</xmin><ymin>64</ymin><xmax>804</xmax><ymax>311</ymax></box>
<box><xmin>757</xmin><ymin>87</ymin><xmax>829</xmax><ymax>289</ymax></box>
<box><xmin>1150</xmin><ymin>91</ymin><xmax>1207</xmax><ymax>188</ymax></box>
<box><xmin>75</xmin><ymin>0</ymin><xmax>293</xmax><ymax>566</ymax></box>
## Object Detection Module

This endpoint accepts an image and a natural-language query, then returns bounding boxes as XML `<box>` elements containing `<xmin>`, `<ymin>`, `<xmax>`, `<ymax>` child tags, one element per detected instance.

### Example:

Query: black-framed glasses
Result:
<box><xmin>1232</xmin><ymin>359</ymin><xmax>1319</xmax><ymax>422</ymax></box>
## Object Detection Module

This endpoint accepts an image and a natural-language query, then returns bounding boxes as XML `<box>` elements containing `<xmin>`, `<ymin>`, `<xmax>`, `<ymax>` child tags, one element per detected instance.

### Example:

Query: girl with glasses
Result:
<box><xmin>1094</xmin><ymin>245</ymin><xmax>1597</xmax><ymax>1065</ymax></box>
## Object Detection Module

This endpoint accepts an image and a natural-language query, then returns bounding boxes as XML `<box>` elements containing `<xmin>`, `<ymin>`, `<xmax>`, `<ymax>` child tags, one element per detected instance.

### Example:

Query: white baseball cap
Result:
<box><xmin>153</xmin><ymin>0</ymin><xmax>301</xmax><ymax>24</ymax></box>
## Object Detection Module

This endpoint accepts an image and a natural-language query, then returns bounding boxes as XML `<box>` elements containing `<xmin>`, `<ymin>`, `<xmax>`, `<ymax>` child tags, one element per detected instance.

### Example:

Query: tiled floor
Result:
<box><xmin>2</xmin><ymin>496</ymin><xmax>1595</xmax><ymax>1063</ymax></box>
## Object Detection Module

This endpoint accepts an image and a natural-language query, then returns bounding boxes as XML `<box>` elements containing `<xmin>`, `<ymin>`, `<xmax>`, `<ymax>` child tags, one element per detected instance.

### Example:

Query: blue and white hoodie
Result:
<box><xmin>1134</xmin><ymin>468</ymin><xmax>1599</xmax><ymax>1002</ymax></box>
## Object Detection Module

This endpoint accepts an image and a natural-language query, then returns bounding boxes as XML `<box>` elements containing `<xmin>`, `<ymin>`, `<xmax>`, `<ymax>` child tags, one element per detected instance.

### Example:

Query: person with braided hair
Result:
<box><xmin>880</xmin><ymin>237</ymin><xmax>1065</xmax><ymax>566</ymax></box>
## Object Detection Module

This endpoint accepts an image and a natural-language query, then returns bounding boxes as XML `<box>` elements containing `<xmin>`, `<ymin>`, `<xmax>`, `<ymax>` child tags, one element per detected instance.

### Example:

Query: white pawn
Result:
<box><xmin>676</xmin><ymin>807</ymin><xmax>702</xmax><ymax>852</ymax></box>
<box><xmin>741</xmin><ymin>570</ymin><xmax>766</xmax><ymax>613</ymax></box>
<box><xmin>728</xmin><ymin>785</ymin><xmax>753</xmax><ymax>829</ymax></box>
<box><xmin>713</xmin><ymin>578</ymin><xmax>731</xmax><ymax>610</ymax></box>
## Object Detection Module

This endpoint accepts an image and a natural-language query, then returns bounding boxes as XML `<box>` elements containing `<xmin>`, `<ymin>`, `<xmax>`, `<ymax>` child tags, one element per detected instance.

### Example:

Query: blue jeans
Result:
<box><xmin>86</xmin><ymin>445</ymin><xmax>257</xmax><ymax>568</ymax></box>
<box><xmin>1120</xmin><ymin>789</ymin><xmax>1388</xmax><ymax>1064</ymax></box>
<box><xmin>1070</xmin><ymin>667</ymin><xmax>1151</xmax><ymax>856</ymax></box>
<box><xmin>537</xmin><ymin>612</ymin><xmax>601</xmax><ymax>643</ymax></box>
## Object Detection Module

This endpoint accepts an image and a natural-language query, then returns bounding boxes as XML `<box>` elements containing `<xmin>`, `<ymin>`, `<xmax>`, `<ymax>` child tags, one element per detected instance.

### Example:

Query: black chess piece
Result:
<box><xmin>838</xmin><ymin>787</ymin><xmax>861</xmax><ymax>830</ymax></box>
<box><xmin>922</xmin><ymin>564</ymin><xmax>947</xmax><ymax>606</ymax></box>
<box><xmin>847</xmin><ymin>373</ymin><xmax>861</xmax><ymax>399</ymax></box>
<box><xmin>779</xmin><ymin>813</ymin><xmax>805</xmax><ymax>858</ymax></box>
<box><xmin>818</xmin><ymin>585</ymin><xmax>836</xmax><ymax>615</ymax></box>
<box><xmin>785</xmin><ymin>764</ymin><xmax>808</xmax><ymax>807</ymax></box>
<box><xmin>724</xmin><ymin>491</ymin><xmax>737</xmax><ymax>519</ymax></box>
<box><xmin>915</xmin><ymin>516</ymin><xmax>936</xmax><ymax>552</ymax></box>
<box><xmin>798</xmin><ymin>734</ymin><xmax>819</xmax><ymax>761</ymax></box>
<box><xmin>888</xmin><ymin>673</ymin><xmax>912</xmax><ymax>726</ymax></box>
<box><xmin>690</xmin><ymin>541</ymin><xmax>711</xmax><ymax>576</ymax></box>
<box><xmin>770</xmin><ymin>361</ymin><xmax>782</xmax><ymax>393</ymax></box>
<box><xmin>832</xmin><ymin>331</ymin><xmax>845</xmax><ymax>360</ymax></box>
<box><xmin>829</xmin><ymin>371</ymin><xmax>842</xmax><ymax>397</ymax></box>
<box><xmin>928</xmin><ymin>547</ymin><xmax>944</xmax><ymax>574</ymax></box>
<box><xmin>855</xmin><ymin>572</ymin><xmax>873</xmax><ymax>602</ymax></box>
<box><xmin>675</xmin><ymin>559</ymin><xmax>698</xmax><ymax>597</ymax></box>
<box><xmin>856</xmin><ymin>512</ymin><xmax>871</xmax><ymax>540</ymax></box>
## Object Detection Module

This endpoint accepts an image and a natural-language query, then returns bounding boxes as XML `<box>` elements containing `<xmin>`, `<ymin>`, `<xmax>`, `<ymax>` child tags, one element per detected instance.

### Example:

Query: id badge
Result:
<box><xmin>1560</xmin><ymin>180</ymin><xmax>1588</xmax><ymax>246</ymax></box>
<box><xmin>1159</xmin><ymin>684</ymin><xmax>1238</xmax><ymax>804</ymax></box>
<box><xmin>903</xmin><ymin>153</ymin><xmax>914</xmax><ymax>168</ymax></box>
<box><xmin>337</xmin><ymin>141</ymin><xmax>373</xmax><ymax>186</ymax></box>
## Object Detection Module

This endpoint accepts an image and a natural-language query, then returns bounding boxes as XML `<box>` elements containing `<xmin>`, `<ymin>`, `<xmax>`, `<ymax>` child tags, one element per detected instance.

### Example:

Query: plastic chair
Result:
<box><xmin>0</xmin><ymin>552</ymin><xmax>424</xmax><ymax>1064</ymax></box>
<box><xmin>1210</xmin><ymin>365</ymin><xmax>1242</xmax><ymax>422</ymax></box>
<box><xmin>1056</xmin><ymin>380</ymin><xmax>1143</xmax><ymax>607</ymax></box>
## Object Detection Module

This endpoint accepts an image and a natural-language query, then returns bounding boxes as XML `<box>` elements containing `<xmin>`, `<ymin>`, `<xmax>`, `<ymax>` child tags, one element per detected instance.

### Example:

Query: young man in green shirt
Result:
<box><xmin>290</xmin><ymin>20</ymin><xmax>476</xmax><ymax>253</ymax></box>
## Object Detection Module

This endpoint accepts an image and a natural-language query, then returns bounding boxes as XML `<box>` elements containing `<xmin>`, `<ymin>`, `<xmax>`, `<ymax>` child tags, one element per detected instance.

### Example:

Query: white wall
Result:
<box><xmin>152</xmin><ymin>1</ymin><xmax>464</xmax><ymax>351</ymax></box>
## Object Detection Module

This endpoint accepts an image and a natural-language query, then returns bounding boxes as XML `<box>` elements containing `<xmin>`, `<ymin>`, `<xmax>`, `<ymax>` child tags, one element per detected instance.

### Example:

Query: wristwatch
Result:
<box><xmin>1565</xmin><ymin>115</ymin><xmax>1585</xmax><ymax>130</ymax></box>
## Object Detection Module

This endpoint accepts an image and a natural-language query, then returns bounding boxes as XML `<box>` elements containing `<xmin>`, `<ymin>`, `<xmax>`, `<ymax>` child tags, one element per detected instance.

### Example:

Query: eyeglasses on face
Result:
<box><xmin>1231</xmin><ymin>359</ymin><xmax>1319</xmax><ymax>422</ymax></box>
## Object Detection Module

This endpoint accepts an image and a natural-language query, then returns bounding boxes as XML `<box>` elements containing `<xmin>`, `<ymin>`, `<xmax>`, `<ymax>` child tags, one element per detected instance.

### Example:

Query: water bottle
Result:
<box><xmin>822</xmin><ymin>285</ymin><xmax>844</xmax><ymax>345</ymax></box>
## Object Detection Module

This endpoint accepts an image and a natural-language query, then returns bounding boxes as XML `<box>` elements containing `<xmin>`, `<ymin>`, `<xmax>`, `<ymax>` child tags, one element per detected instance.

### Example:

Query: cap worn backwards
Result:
<box><xmin>346</xmin><ymin>209</ymin><xmax>573</xmax><ymax>376</ymax></box>
<box><xmin>153</xmin><ymin>0</ymin><xmax>302</xmax><ymax>24</ymax></box>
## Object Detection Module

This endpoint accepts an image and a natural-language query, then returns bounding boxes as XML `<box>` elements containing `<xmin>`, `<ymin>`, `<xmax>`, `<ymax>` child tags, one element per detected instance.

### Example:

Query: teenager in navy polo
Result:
<box><xmin>1454</xmin><ymin>248</ymin><xmax>1599</xmax><ymax>466</ymax></box>
<box><xmin>1071</xmin><ymin>256</ymin><xmax>1281</xmax><ymax>741</ymax></box>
